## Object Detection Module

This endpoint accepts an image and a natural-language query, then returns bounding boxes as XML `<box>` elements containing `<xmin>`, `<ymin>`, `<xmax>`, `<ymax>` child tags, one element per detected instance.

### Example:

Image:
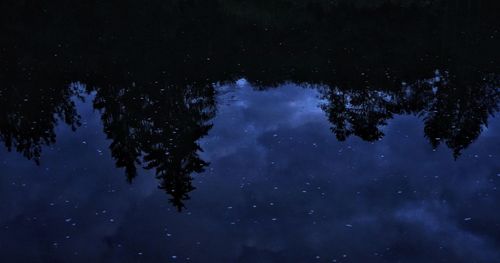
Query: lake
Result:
<box><xmin>1</xmin><ymin>1</ymin><xmax>499</xmax><ymax>262</ymax></box>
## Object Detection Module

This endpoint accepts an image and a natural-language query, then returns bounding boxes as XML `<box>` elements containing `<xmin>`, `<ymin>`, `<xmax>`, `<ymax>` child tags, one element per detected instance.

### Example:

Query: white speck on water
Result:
<box><xmin>464</xmin><ymin>217</ymin><xmax>472</xmax><ymax>221</ymax></box>
<box><xmin>345</xmin><ymin>224</ymin><xmax>353</xmax><ymax>228</ymax></box>
<box><xmin>138</xmin><ymin>252</ymin><xmax>143</xmax><ymax>256</ymax></box>
<box><xmin>227</xmin><ymin>206</ymin><xmax>233</xmax><ymax>209</ymax></box>
<box><xmin>171</xmin><ymin>255</ymin><xmax>177</xmax><ymax>259</ymax></box>
<box><xmin>65</xmin><ymin>218</ymin><xmax>72</xmax><ymax>222</ymax></box>
<box><xmin>271</xmin><ymin>218</ymin><xmax>277</xmax><ymax>221</ymax></box>
<box><xmin>109</xmin><ymin>219</ymin><xmax>115</xmax><ymax>223</ymax></box>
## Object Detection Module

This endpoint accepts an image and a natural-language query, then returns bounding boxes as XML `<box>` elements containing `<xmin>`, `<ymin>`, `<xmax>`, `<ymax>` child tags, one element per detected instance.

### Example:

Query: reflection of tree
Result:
<box><xmin>321</xmin><ymin>89</ymin><xmax>398</xmax><ymax>141</ymax></box>
<box><xmin>320</xmin><ymin>71</ymin><xmax>500</xmax><ymax>157</ymax></box>
<box><xmin>0</xmin><ymin>71</ymin><xmax>81</xmax><ymax>164</ymax></box>
<box><xmin>421</xmin><ymin>73</ymin><xmax>500</xmax><ymax>158</ymax></box>
<box><xmin>0</xmin><ymin>0</ymin><xmax>499</xmax><ymax>208</ymax></box>
<box><xmin>94</xmin><ymin>85</ymin><xmax>216</xmax><ymax>211</ymax></box>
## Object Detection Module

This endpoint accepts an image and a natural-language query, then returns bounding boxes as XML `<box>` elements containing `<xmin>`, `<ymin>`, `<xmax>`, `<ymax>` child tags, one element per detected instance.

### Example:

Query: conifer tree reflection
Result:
<box><xmin>0</xmin><ymin>74</ymin><xmax>81</xmax><ymax>164</ymax></box>
<box><xmin>420</xmin><ymin>72</ymin><xmax>500</xmax><ymax>158</ymax></box>
<box><xmin>320</xmin><ymin>71</ymin><xmax>500</xmax><ymax>157</ymax></box>
<box><xmin>321</xmin><ymin>88</ymin><xmax>398</xmax><ymax>142</ymax></box>
<box><xmin>0</xmin><ymin>0</ymin><xmax>499</xmax><ymax>209</ymax></box>
<box><xmin>94</xmin><ymin>84</ymin><xmax>216</xmax><ymax>211</ymax></box>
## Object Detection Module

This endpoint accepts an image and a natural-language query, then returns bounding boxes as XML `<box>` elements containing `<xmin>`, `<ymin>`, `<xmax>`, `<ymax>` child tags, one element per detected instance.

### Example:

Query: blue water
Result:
<box><xmin>1</xmin><ymin>82</ymin><xmax>500</xmax><ymax>262</ymax></box>
<box><xmin>1</xmin><ymin>1</ymin><xmax>499</xmax><ymax>261</ymax></box>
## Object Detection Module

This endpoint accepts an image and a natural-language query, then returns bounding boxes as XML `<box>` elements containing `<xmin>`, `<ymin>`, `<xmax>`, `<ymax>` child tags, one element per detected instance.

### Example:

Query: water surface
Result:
<box><xmin>1</xmin><ymin>1</ymin><xmax>500</xmax><ymax>262</ymax></box>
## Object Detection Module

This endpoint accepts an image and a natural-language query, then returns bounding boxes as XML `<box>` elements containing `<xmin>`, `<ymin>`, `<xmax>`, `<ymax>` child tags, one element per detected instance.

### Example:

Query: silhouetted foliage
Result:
<box><xmin>94</xmin><ymin>84</ymin><xmax>216</xmax><ymax>210</ymax></box>
<box><xmin>0</xmin><ymin>69</ymin><xmax>82</xmax><ymax>164</ymax></box>
<box><xmin>320</xmin><ymin>71</ymin><xmax>500</xmax><ymax>157</ymax></box>
<box><xmin>0</xmin><ymin>0</ymin><xmax>498</xmax><ymax>209</ymax></box>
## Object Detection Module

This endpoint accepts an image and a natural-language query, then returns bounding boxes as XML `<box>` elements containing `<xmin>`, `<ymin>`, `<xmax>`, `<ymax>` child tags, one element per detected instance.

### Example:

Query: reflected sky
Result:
<box><xmin>1</xmin><ymin>1</ymin><xmax>499</xmax><ymax>261</ymax></box>
<box><xmin>1</xmin><ymin>82</ymin><xmax>500</xmax><ymax>262</ymax></box>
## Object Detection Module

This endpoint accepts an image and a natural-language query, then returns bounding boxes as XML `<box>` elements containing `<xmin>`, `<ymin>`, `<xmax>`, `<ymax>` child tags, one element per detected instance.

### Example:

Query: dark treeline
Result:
<box><xmin>0</xmin><ymin>0</ymin><xmax>499</xmax><ymax>208</ymax></box>
<box><xmin>321</xmin><ymin>72</ymin><xmax>500</xmax><ymax>158</ymax></box>
<box><xmin>2</xmin><ymin>0</ymin><xmax>498</xmax><ymax>85</ymax></box>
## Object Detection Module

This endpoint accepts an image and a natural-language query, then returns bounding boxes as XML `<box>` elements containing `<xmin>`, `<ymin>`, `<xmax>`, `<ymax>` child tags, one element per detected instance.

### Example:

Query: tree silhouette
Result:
<box><xmin>0</xmin><ymin>64</ymin><xmax>82</xmax><ymax>164</ymax></box>
<box><xmin>94</xmin><ymin>83</ymin><xmax>216</xmax><ymax>210</ymax></box>
<box><xmin>0</xmin><ymin>0</ymin><xmax>498</xmax><ymax>209</ymax></box>
<box><xmin>320</xmin><ymin>71</ymin><xmax>500</xmax><ymax>157</ymax></box>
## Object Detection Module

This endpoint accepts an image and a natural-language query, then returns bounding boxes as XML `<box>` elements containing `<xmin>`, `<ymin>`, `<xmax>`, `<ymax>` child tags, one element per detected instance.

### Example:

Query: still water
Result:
<box><xmin>1</xmin><ymin>1</ymin><xmax>500</xmax><ymax>262</ymax></box>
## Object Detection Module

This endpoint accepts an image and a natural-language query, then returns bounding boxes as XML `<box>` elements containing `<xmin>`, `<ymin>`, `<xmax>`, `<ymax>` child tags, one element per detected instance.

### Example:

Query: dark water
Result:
<box><xmin>1</xmin><ymin>1</ymin><xmax>500</xmax><ymax>262</ymax></box>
